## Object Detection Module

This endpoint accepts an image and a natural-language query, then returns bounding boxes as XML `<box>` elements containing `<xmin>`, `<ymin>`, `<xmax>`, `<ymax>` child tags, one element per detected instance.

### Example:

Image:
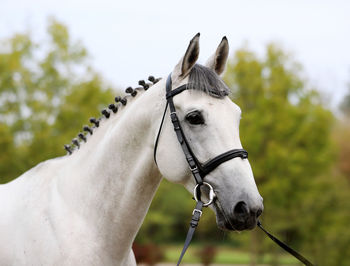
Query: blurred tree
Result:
<box><xmin>0</xmin><ymin>19</ymin><xmax>114</xmax><ymax>183</ymax></box>
<box><xmin>334</xmin><ymin>123</ymin><xmax>350</xmax><ymax>182</ymax></box>
<box><xmin>340</xmin><ymin>84</ymin><xmax>350</xmax><ymax>116</ymax></box>
<box><xmin>337</xmin><ymin>85</ymin><xmax>350</xmax><ymax>182</ymax></box>
<box><xmin>313</xmin><ymin>82</ymin><xmax>350</xmax><ymax>265</ymax></box>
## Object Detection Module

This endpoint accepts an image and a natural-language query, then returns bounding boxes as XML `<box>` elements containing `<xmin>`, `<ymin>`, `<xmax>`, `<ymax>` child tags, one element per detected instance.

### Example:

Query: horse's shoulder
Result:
<box><xmin>0</xmin><ymin>155</ymin><xmax>67</xmax><ymax>206</ymax></box>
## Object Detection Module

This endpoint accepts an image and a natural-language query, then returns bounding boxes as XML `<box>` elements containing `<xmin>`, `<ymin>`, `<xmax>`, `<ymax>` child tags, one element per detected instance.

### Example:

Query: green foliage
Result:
<box><xmin>340</xmin><ymin>84</ymin><xmax>350</xmax><ymax>116</ymax></box>
<box><xmin>0</xmin><ymin>19</ymin><xmax>114</xmax><ymax>183</ymax></box>
<box><xmin>136</xmin><ymin>180</ymin><xmax>194</xmax><ymax>243</ymax></box>
<box><xmin>334</xmin><ymin>122</ymin><xmax>350</xmax><ymax>182</ymax></box>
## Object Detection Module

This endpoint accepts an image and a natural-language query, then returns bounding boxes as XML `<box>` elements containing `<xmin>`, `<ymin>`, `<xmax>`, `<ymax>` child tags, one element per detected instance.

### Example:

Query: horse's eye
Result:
<box><xmin>186</xmin><ymin>111</ymin><xmax>204</xmax><ymax>125</ymax></box>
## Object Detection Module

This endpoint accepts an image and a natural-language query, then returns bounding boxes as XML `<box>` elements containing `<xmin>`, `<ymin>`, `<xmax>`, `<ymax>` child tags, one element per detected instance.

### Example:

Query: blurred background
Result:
<box><xmin>1</xmin><ymin>0</ymin><xmax>349</xmax><ymax>265</ymax></box>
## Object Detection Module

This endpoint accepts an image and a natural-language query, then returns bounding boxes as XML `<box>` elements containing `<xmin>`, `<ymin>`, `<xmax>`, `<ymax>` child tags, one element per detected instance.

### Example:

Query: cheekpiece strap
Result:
<box><xmin>166</xmin><ymin>74</ymin><xmax>203</xmax><ymax>185</ymax></box>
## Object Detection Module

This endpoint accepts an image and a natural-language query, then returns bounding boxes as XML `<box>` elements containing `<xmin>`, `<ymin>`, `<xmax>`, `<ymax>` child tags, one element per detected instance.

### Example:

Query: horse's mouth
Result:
<box><xmin>213</xmin><ymin>200</ymin><xmax>258</xmax><ymax>231</ymax></box>
<box><xmin>220</xmin><ymin>219</ymin><xmax>257</xmax><ymax>231</ymax></box>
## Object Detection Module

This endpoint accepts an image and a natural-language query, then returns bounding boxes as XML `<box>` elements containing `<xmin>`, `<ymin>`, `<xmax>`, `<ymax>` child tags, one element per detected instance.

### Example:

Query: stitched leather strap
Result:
<box><xmin>166</xmin><ymin>84</ymin><xmax>188</xmax><ymax>99</ymax></box>
<box><xmin>165</xmin><ymin>74</ymin><xmax>203</xmax><ymax>184</ymax></box>
<box><xmin>200</xmin><ymin>149</ymin><xmax>248</xmax><ymax>176</ymax></box>
<box><xmin>177</xmin><ymin>201</ymin><xmax>203</xmax><ymax>266</ymax></box>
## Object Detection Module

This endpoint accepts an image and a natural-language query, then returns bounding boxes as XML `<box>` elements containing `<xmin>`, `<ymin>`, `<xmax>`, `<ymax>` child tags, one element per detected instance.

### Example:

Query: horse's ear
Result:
<box><xmin>205</xmin><ymin>36</ymin><xmax>229</xmax><ymax>76</ymax></box>
<box><xmin>173</xmin><ymin>33</ymin><xmax>200</xmax><ymax>78</ymax></box>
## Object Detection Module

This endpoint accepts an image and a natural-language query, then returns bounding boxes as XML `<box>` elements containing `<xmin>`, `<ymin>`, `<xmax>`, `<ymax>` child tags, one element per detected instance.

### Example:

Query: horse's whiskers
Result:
<box><xmin>214</xmin><ymin>192</ymin><xmax>239</xmax><ymax>233</ymax></box>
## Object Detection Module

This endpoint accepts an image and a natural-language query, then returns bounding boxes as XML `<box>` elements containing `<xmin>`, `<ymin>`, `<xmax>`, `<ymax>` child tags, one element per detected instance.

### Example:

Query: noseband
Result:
<box><xmin>153</xmin><ymin>73</ymin><xmax>314</xmax><ymax>266</ymax></box>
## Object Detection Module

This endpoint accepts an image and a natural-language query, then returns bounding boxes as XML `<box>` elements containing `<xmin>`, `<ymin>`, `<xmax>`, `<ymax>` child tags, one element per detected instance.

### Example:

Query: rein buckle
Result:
<box><xmin>192</xmin><ymin>209</ymin><xmax>202</xmax><ymax>217</ymax></box>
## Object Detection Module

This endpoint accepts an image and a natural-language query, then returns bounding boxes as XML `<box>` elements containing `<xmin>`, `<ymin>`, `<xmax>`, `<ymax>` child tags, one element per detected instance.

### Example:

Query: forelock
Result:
<box><xmin>188</xmin><ymin>64</ymin><xmax>229</xmax><ymax>98</ymax></box>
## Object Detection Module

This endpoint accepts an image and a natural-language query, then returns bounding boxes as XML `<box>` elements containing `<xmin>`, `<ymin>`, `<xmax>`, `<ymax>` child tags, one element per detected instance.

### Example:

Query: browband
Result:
<box><xmin>166</xmin><ymin>84</ymin><xmax>188</xmax><ymax>99</ymax></box>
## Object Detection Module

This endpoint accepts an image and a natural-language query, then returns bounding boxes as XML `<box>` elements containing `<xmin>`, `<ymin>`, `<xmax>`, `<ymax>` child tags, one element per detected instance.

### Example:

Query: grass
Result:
<box><xmin>162</xmin><ymin>244</ymin><xmax>301</xmax><ymax>265</ymax></box>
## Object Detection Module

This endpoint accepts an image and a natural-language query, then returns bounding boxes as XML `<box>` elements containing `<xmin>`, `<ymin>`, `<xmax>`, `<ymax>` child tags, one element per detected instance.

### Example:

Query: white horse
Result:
<box><xmin>0</xmin><ymin>34</ymin><xmax>263</xmax><ymax>265</ymax></box>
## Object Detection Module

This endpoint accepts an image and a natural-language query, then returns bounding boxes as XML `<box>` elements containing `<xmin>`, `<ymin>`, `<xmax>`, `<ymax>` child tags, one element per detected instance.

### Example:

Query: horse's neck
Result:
<box><xmin>56</xmin><ymin>80</ymin><xmax>165</xmax><ymax>257</ymax></box>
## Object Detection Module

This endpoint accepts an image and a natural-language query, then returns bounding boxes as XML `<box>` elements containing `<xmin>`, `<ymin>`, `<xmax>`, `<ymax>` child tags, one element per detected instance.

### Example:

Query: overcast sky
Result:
<box><xmin>1</xmin><ymin>0</ymin><xmax>349</xmax><ymax>110</ymax></box>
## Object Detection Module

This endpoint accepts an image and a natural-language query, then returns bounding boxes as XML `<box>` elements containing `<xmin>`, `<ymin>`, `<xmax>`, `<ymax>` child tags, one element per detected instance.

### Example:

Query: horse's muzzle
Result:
<box><xmin>215</xmin><ymin>199</ymin><xmax>263</xmax><ymax>231</ymax></box>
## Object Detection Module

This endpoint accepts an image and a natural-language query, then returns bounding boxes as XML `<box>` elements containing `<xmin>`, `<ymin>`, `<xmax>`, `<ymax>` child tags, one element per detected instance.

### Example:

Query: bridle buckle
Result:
<box><xmin>192</xmin><ymin>209</ymin><xmax>202</xmax><ymax>217</ymax></box>
<box><xmin>189</xmin><ymin>165</ymin><xmax>199</xmax><ymax>175</ymax></box>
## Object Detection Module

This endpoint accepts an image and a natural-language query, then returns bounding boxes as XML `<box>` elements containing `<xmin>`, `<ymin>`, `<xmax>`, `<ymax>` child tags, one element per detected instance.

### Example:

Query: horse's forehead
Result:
<box><xmin>176</xmin><ymin>91</ymin><xmax>241</xmax><ymax>116</ymax></box>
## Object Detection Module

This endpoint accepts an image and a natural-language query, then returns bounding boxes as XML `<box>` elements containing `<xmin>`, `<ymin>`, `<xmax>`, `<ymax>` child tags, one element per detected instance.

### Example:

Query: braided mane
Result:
<box><xmin>64</xmin><ymin>76</ymin><xmax>161</xmax><ymax>155</ymax></box>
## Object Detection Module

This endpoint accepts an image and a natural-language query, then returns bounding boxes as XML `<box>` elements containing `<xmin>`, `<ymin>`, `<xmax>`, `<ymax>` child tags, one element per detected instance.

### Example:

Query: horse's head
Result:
<box><xmin>156</xmin><ymin>34</ymin><xmax>263</xmax><ymax>231</ymax></box>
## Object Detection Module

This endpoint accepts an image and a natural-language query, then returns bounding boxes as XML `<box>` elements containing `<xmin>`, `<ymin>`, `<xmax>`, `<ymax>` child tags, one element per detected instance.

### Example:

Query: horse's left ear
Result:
<box><xmin>173</xmin><ymin>33</ymin><xmax>200</xmax><ymax>79</ymax></box>
<box><xmin>205</xmin><ymin>36</ymin><xmax>229</xmax><ymax>76</ymax></box>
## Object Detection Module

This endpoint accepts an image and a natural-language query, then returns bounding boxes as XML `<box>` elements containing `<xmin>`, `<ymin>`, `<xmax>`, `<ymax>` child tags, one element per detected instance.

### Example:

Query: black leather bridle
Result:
<box><xmin>153</xmin><ymin>73</ymin><xmax>314</xmax><ymax>266</ymax></box>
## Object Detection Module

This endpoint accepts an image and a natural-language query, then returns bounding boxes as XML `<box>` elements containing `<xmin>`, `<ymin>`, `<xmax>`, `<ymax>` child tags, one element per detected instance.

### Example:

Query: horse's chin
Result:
<box><xmin>217</xmin><ymin>219</ymin><xmax>257</xmax><ymax>231</ymax></box>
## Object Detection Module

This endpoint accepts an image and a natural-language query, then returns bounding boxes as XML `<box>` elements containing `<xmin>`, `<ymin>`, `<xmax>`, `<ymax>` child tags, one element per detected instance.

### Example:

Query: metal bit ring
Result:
<box><xmin>193</xmin><ymin>182</ymin><xmax>216</xmax><ymax>207</ymax></box>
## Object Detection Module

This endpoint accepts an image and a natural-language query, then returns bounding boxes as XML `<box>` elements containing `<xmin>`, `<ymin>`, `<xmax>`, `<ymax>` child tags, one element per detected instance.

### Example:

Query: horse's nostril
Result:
<box><xmin>233</xmin><ymin>201</ymin><xmax>249</xmax><ymax>216</ymax></box>
<box><xmin>256</xmin><ymin>208</ymin><xmax>263</xmax><ymax>218</ymax></box>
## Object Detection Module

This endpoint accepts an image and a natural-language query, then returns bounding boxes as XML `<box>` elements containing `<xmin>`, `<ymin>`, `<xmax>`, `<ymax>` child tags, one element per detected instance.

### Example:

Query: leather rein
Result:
<box><xmin>153</xmin><ymin>73</ymin><xmax>314</xmax><ymax>266</ymax></box>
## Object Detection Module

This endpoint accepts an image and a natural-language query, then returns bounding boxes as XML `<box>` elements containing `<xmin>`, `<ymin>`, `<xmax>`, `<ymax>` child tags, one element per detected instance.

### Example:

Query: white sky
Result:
<box><xmin>1</xmin><ymin>0</ymin><xmax>350</xmax><ymax>110</ymax></box>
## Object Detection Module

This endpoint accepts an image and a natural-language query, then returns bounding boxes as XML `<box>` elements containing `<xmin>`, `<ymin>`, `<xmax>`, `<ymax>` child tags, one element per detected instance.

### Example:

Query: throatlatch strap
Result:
<box><xmin>154</xmin><ymin>102</ymin><xmax>169</xmax><ymax>165</ymax></box>
<box><xmin>177</xmin><ymin>201</ymin><xmax>204</xmax><ymax>266</ymax></box>
<box><xmin>257</xmin><ymin>221</ymin><xmax>314</xmax><ymax>266</ymax></box>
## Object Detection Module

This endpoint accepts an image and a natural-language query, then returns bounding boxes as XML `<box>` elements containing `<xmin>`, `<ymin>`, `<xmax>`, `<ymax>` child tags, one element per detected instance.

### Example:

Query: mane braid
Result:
<box><xmin>188</xmin><ymin>64</ymin><xmax>229</xmax><ymax>98</ymax></box>
<box><xmin>63</xmin><ymin>76</ymin><xmax>161</xmax><ymax>155</ymax></box>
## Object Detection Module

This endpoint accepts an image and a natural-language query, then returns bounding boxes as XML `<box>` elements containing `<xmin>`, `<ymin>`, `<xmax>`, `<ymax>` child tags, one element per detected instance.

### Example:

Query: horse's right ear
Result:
<box><xmin>205</xmin><ymin>36</ymin><xmax>229</xmax><ymax>76</ymax></box>
<box><xmin>173</xmin><ymin>33</ymin><xmax>200</xmax><ymax>79</ymax></box>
